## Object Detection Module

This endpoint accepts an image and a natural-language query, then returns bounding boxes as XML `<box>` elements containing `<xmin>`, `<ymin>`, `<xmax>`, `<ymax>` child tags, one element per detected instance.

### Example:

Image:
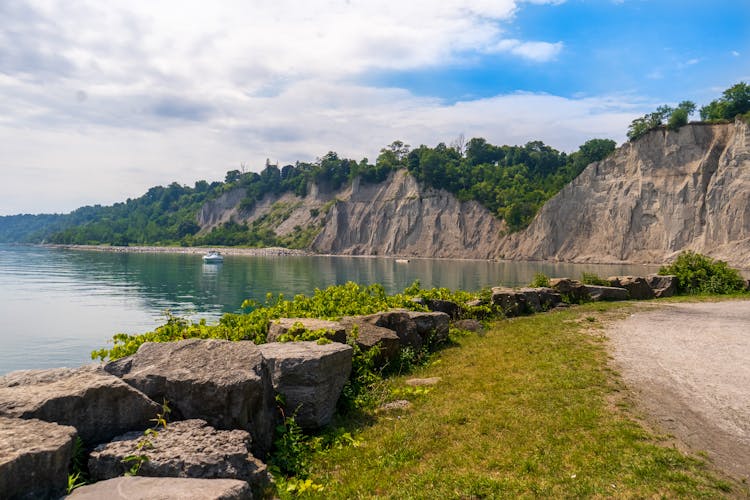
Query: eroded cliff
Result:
<box><xmin>197</xmin><ymin>170</ymin><xmax>506</xmax><ymax>259</ymax></box>
<box><xmin>500</xmin><ymin>120</ymin><xmax>750</xmax><ymax>267</ymax></box>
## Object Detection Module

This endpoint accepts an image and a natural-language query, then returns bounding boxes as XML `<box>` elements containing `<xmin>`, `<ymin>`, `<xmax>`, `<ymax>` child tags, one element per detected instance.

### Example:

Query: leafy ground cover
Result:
<box><xmin>296</xmin><ymin>303</ymin><xmax>741</xmax><ymax>498</ymax></box>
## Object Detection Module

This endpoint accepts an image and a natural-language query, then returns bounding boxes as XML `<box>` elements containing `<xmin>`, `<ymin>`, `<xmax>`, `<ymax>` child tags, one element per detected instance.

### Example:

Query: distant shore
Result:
<box><xmin>46</xmin><ymin>244</ymin><xmax>311</xmax><ymax>257</ymax></box>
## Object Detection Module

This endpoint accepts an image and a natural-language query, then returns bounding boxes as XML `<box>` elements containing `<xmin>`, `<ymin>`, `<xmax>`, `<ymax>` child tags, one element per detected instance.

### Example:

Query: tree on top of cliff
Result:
<box><xmin>700</xmin><ymin>82</ymin><xmax>750</xmax><ymax>122</ymax></box>
<box><xmin>627</xmin><ymin>101</ymin><xmax>696</xmax><ymax>142</ymax></box>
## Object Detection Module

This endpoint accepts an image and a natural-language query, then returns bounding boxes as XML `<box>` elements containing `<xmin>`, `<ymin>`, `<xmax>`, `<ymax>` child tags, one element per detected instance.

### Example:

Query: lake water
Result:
<box><xmin>0</xmin><ymin>244</ymin><xmax>658</xmax><ymax>375</ymax></box>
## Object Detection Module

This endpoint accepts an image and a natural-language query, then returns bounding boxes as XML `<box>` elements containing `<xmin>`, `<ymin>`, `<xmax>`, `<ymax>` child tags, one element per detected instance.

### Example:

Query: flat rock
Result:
<box><xmin>258</xmin><ymin>341</ymin><xmax>352</xmax><ymax>429</ymax></box>
<box><xmin>266</xmin><ymin>318</ymin><xmax>347</xmax><ymax>343</ymax></box>
<box><xmin>405</xmin><ymin>377</ymin><xmax>441</xmax><ymax>387</ymax></box>
<box><xmin>377</xmin><ymin>400</ymin><xmax>412</xmax><ymax>412</ymax></box>
<box><xmin>0</xmin><ymin>365</ymin><xmax>160</xmax><ymax>445</ymax></box>
<box><xmin>490</xmin><ymin>287</ymin><xmax>526</xmax><ymax>317</ymax></box>
<box><xmin>339</xmin><ymin>316</ymin><xmax>401</xmax><ymax>364</ymax></box>
<box><xmin>0</xmin><ymin>416</ymin><xmax>77</xmax><ymax>500</ymax></box>
<box><xmin>89</xmin><ymin>419</ymin><xmax>270</xmax><ymax>494</ymax></box>
<box><xmin>548</xmin><ymin>278</ymin><xmax>590</xmax><ymax>303</ymax></box>
<box><xmin>425</xmin><ymin>299</ymin><xmax>462</xmax><ymax>319</ymax></box>
<box><xmin>104</xmin><ymin>339</ymin><xmax>275</xmax><ymax>457</ymax></box>
<box><xmin>453</xmin><ymin>319</ymin><xmax>483</xmax><ymax>332</ymax></box>
<box><xmin>584</xmin><ymin>285</ymin><xmax>629</xmax><ymax>301</ymax></box>
<box><xmin>66</xmin><ymin>477</ymin><xmax>252</xmax><ymax>500</ymax></box>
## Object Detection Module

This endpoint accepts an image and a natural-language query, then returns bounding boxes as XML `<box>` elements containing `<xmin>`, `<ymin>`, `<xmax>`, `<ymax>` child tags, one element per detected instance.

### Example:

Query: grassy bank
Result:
<box><xmin>295</xmin><ymin>303</ymin><xmax>739</xmax><ymax>498</ymax></box>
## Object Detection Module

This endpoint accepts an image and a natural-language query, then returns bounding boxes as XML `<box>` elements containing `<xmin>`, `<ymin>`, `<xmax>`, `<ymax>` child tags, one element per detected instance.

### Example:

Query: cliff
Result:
<box><xmin>197</xmin><ymin>170</ymin><xmax>506</xmax><ymax>259</ymax></box>
<box><xmin>500</xmin><ymin>120</ymin><xmax>750</xmax><ymax>267</ymax></box>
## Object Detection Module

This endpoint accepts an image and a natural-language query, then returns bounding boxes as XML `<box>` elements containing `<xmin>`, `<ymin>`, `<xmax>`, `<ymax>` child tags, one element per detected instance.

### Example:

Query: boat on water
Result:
<box><xmin>202</xmin><ymin>251</ymin><xmax>224</xmax><ymax>263</ymax></box>
<box><xmin>395</xmin><ymin>258</ymin><xmax>410</xmax><ymax>263</ymax></box>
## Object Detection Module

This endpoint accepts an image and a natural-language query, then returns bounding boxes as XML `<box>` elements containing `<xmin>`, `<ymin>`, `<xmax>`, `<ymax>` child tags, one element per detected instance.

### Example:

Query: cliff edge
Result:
<box><xmin>500</xmin><ymin>120</ymin><xmax>750</xmax><ymax>267</ymax></box>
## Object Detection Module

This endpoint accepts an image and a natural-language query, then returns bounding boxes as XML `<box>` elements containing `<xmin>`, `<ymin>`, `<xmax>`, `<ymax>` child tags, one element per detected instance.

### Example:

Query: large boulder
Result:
<box><xmin>258</xmin><ymin>341</ymin><xmax>352</xmax><ymax>429</ymax></box>
<box><xmin>0</xmin><ymin>416</ymin><xmax>77</xmax><ymax>500</ymax></box>
<box><xmin>88</xmin><ymin>419</ymin><xmax>270</xmax><ymax>496</ymax></box>
<box><xmin>608</xmin><ymin>276</ymin><xmax>655</xmax><ymax>300</ymax></box>
<box><xmin>490</xmin><ymin>287</ymin><xmax>526</xmax><ymax>316</ymax></box>
<box><xmin>645</xmin><ymin>274</ymin><xmax>677</xmax><ymax>298</ymax></box>
<box><xmin>359</xmin><ymin>310</ymin><xmax>422</xmax><ymax>350</ymax></box>
<box><xmin>66</xmin><ymin>477</ymin><xmax>252</xmax><ymax>500</ymax></box>
<box><xmin>584</xmin><ymin>285</ymin><xmax>629</xmax><ymax>301</ymax></box>
<box><xmin>0</xmin><ymin>366</ymin><xmax>160</xmax><ymax>445</ymax></box>
<box><xmin>266</xmin><ymin>318</ymin><xmax>347</xmax><ymax>343</ymax></box>
<box><xmin>549</xmin><ymin>278</ymin><xmax>590</xmax><ymax>303</ymax></box>
<box><xmin>405</xmin><ymin>311</ymin><xmax>450</xmax><ymax>346</ymax></box>
<box><xmin>425</xmin><ymin>299</ymin><xmax>462</xmax><ymax>319</ymax></box>
<box><xmin>339</xmin><ymin>316</ymin><xmax>401</xmax><ymax>364</ymax></box>
<box><xmin>104</xmin><ymin>339</ymin><xmax>275</xmax><ymax>457</ymax></box>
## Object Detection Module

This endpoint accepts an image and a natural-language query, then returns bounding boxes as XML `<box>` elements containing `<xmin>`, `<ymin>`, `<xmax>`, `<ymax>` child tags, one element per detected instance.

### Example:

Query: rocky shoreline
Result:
<box><xmin>47</xmin><ymin>244</ymin><xmax>310</xmax><ymax>257</ymax></box>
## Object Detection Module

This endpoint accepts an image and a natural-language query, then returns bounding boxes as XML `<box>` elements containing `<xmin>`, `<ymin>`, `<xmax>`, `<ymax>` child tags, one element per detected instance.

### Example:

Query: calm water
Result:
<box><xmin>0</xmin><ymin>245</ymin><xmax>657</xmax><ymax>374</ymax></box>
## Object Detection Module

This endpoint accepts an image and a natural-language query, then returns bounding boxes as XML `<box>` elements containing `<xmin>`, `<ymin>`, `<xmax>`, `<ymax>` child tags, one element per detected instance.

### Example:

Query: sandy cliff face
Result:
<box><xmin>196</xmin><ymin>170</ymin><xmax>505</xmax><ymax>259</ymax></box>
<box><xmin>311</xmin><ymin>170</ymin><xmax>505</xmax><ymax>258</ymax></box>
<box><xmin>500</xmin><ymin>121</ymin><xmax>750</xmax><ymax>267</ymax></box>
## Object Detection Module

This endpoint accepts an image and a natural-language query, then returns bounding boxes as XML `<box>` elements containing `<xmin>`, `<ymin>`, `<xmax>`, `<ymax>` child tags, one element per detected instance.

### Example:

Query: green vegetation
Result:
<box><xmin>529</xmin><ymin>272</ymin><xmax>551</xmax><ymax>288</ymax></box>
<box><xmin>659</xmin><ymin>250</ymin><xmax>747</xmax><ymax>295</ymax></box>
<box><xmin>627</xmin><ymin>101</ymin><xmax>696</xmax><ymax>141</ymax></box>
<box><xmin>700</xmin><ymin>82</ymin><xmax>750</xmax><ymax>122</ymax></box>
<box><xmin>580</xmin><ymin>272</ymin><xmax>609</xmax><ymax>286</ymax></box>
<box><xmin>296</xmin><ymin>304</ymin><xmax>736</xmax><ymax>498</ymax></box>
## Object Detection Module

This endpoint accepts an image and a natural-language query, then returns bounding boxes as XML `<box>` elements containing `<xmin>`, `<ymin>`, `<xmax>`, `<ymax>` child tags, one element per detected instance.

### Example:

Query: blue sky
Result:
<box><xmin>1</xmin><ymin>0</ymin><xmax>748</xmax><ymax>215</ymax></box>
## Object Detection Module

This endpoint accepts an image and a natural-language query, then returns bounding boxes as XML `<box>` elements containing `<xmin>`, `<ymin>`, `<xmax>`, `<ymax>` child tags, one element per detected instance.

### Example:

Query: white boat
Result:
<box><xmin>202</xmin><ymin>251</ymin><xmax>224</xmax><ymax>263</ymax></box>
<box><xmin>395</xmin><ymin>258</ymin><xmax>410</xmax><ymax>263</ymax></box>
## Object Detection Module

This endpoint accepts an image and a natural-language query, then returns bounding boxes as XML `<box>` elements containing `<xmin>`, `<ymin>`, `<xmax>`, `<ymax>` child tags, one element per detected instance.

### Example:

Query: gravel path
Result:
<box><xmin>608</xmin><ymin>300</ymin><xmax>750</xmax><ymax>482</ymax></box>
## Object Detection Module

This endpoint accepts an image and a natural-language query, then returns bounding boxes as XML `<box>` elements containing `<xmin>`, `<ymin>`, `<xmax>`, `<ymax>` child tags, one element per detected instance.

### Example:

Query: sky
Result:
<box><xmin>1</xmin><ymin>0</ymin><xmax>748</xmax><ymax>215</ymax></box>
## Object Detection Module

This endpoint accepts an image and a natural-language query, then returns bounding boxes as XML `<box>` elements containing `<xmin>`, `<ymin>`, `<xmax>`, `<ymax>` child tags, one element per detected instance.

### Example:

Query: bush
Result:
<box><xmin>659</xmin><ymin>251</ymin><xmax>746</xmax><ymax>295</ymax></box>
<box><xmin>529</xmin><ymin>272</ymin><xmax>550</xmax><ymax>288</ymax></box>
<box><xmin>580</xmin><ymin>272</ymin><xmax>609</xmax><ymax>286</ymax></box>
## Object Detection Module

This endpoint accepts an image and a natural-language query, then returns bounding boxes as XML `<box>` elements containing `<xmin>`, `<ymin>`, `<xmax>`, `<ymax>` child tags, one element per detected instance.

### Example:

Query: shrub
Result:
<box><xmin>659</xmin><ymin>251</ymin><xmax>746</xmax><ymax>294</ymax></box>
<box><xmin>580</xmin><ymin>272</ymin><xmax>609</xmax><ymax>286</ymax></box>
<box><xmin>529</xmin><ymin>272</ymin><xmax>550</xmax><ymax>288</ymax></box>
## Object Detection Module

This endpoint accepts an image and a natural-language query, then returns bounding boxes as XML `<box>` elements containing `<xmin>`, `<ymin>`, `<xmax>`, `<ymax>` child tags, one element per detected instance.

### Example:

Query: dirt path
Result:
<box><xmin>607</xmin><ymin>300</ymin><xmax>750</xmax><ymax>482</ymax></box>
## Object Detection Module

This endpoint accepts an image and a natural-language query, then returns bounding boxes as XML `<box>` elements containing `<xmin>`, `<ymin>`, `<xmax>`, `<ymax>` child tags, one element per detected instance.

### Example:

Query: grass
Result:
<box><xmin>296</xmin><ymin>302</ymin><xmax>740</xmax><ymax>499</ymax></box>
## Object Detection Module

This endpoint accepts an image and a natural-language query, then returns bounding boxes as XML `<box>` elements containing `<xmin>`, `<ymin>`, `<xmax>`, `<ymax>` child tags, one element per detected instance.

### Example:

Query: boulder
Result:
<box><xmin>549</xmin><ymin>278</ymin><xmax>590</xmax><ymax>303</ymax></box>
<box><xmin>359</xmin><ymin>310</ymin><xmax>422</xmax><ymax>350</ymax></box>
<box><xmin>465</xmin><ymin>298</ymin><xmax>486</xmax><ymax>308</ymax></box>
<box><xmin>425</xmin><ymin>299</ymin><xmax>462</xmax><ymax>319</ymax></box>
<box><xmin>453</xmin><ymin>319</ymin><xmax>483</xmax><ymax>333</ymax></box>
<box><xmin>610</xmin><ymin>276</ymin><xmax>655</xmax><ymax>300</ymax></box>
<box><xmin>66</xmin><ymin>477</ymin><xmax>252</xmax><ymax>500</ymax></box>
<box><xmin>491</xmin><ymin>287</ymin><xmax>525</xmax><ymax>316</ymax></box>
<box><xmin>104</xmin><ymin>339</ymin><xmax>275</xmax><ymax>457</ymax></box>
<box><xmin>584</xmin><ymin>285</ymin><xmax>629</xmax><ymax>301</ymax></box>
<box><xmin>258</xmin><ymin>341</ymin><xmax>352</xmax><ymax>429</ymax></box>
<box><xmin>0</xmin><ymin>416</ymin><xmax>77</xmax><ymax>500</ymax></box>
<box><xmin>0</xmin><ymin>365</ymin><xmax>160</xmax><ymax>445</ymax></box>
<box><xmin>339</xmin><ymin>317</ymin><xmax>401</xmax><ymax>364</ymax></box>
<box><xmin>646</xmin><ymin>274</ymin><xmax>677</xmax><ymax>298</ymax></box>
<box><xmin>88</xmin><ymin>419</ymin><xmax>270</xmax><ymax>495</ymax></box>
<box><xmin>405</xmin><ymin>311</ymin><xmax>450</xmax><ymax>346</ymax></box>
<box><xmin>266</xmin><ymin>318</ymin><xmax>347</xmax><ymax>343</ymax></box>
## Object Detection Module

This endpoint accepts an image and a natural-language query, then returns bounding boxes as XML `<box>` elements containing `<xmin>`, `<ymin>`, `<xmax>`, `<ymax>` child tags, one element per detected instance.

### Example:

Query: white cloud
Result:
<box><xmin>485</xmin><ymin>39</ymin><xmax>563</xmax><ymax>61</ymax></box>
<box><xmin>1</xmin><ymin>0</ymin><xmax>609</xmax><ymax>215</ymax></box>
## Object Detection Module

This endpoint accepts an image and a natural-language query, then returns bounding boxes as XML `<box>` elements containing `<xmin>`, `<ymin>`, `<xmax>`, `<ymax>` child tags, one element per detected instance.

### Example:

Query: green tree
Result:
<box><xmin>700</xmin><ymin>82</ymin><xmax>750</xmax><ymax>121</ymax></box>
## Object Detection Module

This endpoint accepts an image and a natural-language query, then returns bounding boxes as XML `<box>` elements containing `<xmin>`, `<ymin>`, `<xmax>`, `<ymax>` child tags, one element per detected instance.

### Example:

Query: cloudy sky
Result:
<box><xmin>1</xmin><ymin>0</ymin><xmax>748</xmax><ymax>215</ymax></box>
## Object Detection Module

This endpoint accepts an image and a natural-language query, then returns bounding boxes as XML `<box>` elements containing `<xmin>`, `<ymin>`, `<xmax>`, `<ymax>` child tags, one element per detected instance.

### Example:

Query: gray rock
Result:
<box><xmin>405</xmin><ymin>310</ymin><xmax>450</xmax><ymax>346</ymax></box>
<box><xmin>66</xmin><ymin>477</ymin><xmax>252</xmax><ymax>500</ymax></box>
<box><xmin>360</xmin><ymin>310</ymin><xmax>422</xmax><ymax>350</ymax></box>
<box><xmin>339</xmin><ymin>317</ymin><xmax>401</xmax><ymax>364</ymax></box>
<box><xmin>405</xmin><ymin>377</ymin><xmax>441</xmax><ymax>386</ymax></box>
<box><xmin>425</xmin><ymin>299</ymin><xmax>461</xmax><ymax>319</ymax></box>
<box><xmin>549</xmin><ymin>278</ymin><xmax>590</xmax><ymax>303</ymax></box>
<box><xmin>88</xmin><ymin>419</ymin><xmax>270</xmax><ymax>496</ymax></box>
<box><xmin>377</xmin><ymin>400</ymin><xmax>412</xmax><ymax>412</ymax></box>
<box><xmin>491</xmin><ymin>287</ymin><xmax>526</xmax><ymax>316</ymax></box>
<box><xmin>0</xmin><ymin>365</ymin><xmax>160</xmax><ymax>445</ymax></box>
<box><xmin>584</xmin><ymin>285</ymin><xmax>629</xmax><ymax>301</ymax></box>
<box><xmin>611</xmin><ymin>276</ymin><xmax>655</xmax><ymax>300</ymax></box>
<box><xmin>104</xmin><ymin>339</ymin><xmax>275</xmax><ymax>457</ymax></box>
<box><xmin>0</xmin><ymin>416</ymin><xmax>77</xmax><ymax>500</ymax></box>
<box><xmin>266</xmin><ymin>318</ymin><xmax>347</xmax><ymax>343</ymax></box>
<box><xmin>258</xmin><ymin>341</ymin><xmax>352</xmax><ymax>429</ymax></box>
<box><xmin>646</xmin><ymin>274</ymin><xmax>677</xmax><ymax>298</ymax></box>
<box><xmin>453</xmin><ymin>319</ymin><xmax>483</xmax><ymax>332</ymax></box>
<box><xmin>465</xmin><ymin>298</ymin><xmax>486</xmax><ymax>308</ymax></box>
